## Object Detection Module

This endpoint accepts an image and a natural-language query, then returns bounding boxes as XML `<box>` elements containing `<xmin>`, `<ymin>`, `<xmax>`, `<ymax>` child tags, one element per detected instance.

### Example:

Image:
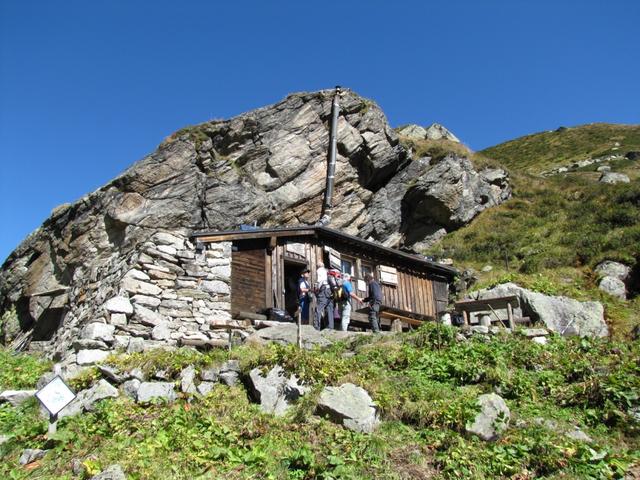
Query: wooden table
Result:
<box><xmin>454</xmin><ymin>295</ymin><xmax>519</xmax><ymax>329</ymax></box>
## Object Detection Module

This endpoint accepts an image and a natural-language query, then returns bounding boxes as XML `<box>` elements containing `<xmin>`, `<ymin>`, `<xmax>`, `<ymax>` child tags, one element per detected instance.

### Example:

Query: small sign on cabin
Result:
<box><xmin>285</xmin><ymin>242</ymin><xmax>306</xmax><ymax>257</ymax></box>
<box><xmin>379</xmin><ymin>265</ymin><xmax>398</xmax><ymax>286</ymax></box>
<box><xmin>324</xmin><ymin>246</ymin><xmax>341</xmax><ymax>269</ymax></box>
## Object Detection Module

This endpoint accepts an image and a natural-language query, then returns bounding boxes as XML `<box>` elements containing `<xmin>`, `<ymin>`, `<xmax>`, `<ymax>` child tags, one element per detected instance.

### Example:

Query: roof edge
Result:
<box><xmin>191</xmin><ymin>226</ymin><xmax>457</xmax><ymax>278</ymax></box>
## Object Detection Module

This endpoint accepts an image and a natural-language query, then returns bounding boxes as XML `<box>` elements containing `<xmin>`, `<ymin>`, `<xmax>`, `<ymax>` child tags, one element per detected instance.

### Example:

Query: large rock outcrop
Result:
<box><xmin>472</xmin><ymin>283</ymin><xmax>608</xmax><ymax>337</ymax></box>
<box><xmin>0</xmin><ymin>88</ymin><xmax>510</xmax><ymax>357</ymax></box>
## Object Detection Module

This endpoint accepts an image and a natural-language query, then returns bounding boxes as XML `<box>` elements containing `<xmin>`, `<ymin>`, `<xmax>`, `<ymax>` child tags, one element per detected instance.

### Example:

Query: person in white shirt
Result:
<box><xmin>314</xmin><ymin>262</ymin><xmax>333</xmax><ymax>330</ymax></box>
<box><xmin>316</xmin><ymin>262</ymin><xmax>328</xmax><ymax>284</ymax></box>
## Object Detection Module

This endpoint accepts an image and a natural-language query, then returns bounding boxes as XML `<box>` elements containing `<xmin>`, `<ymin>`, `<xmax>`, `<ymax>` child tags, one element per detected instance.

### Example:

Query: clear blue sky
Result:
<box><xmin>1</xmin><ymin>0</ymin><xmax>638</xmax><ymax>262</ymax></box>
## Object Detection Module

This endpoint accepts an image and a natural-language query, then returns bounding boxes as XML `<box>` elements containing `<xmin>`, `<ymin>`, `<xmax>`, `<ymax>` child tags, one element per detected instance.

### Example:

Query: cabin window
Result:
<box><xmin>341</xmin><ymin>257</ymin><xmax>354</xmax><ymax>276</ymax></box>
<box><xmin>360</xmin><ymin>263</ymin><xmax>373</xmax><ymax>278</ymax></box>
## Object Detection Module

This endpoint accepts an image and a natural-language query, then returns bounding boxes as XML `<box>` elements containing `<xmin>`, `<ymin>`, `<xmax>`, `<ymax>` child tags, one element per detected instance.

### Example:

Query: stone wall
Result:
<box><xmin>30</xmin><ymin>232</ymin><xmax>233</xmax><ymax>372</ymax></box>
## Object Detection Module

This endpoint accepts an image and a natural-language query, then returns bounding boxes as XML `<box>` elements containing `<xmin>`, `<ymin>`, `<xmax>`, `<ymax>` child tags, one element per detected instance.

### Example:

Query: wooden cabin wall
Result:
<box><xmin>380</xmin><ymin>271</ymin><xmax>437</xmax><ymax>318</ymax></box>
<box><xmin>432</xmin><ymin>279</ymin><xmax>449</xmax><ymax>315</ymax></box>
<box><xmin>226</xmin><ymin>234</ymin><xmax>450</xmax><ymax>320</ymax></box>
<box><xmin>230</xmin><ymin>244</ymin><xmax>267</xmax><ymax>315</ymax></box>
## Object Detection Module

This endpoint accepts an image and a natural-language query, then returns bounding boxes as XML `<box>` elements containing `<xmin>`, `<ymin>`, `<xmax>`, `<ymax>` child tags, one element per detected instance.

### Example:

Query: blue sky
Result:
<box><xmin>1</xmin><ymin>0</ymin><xmax>638</xmax><ymax>261</ymax></box>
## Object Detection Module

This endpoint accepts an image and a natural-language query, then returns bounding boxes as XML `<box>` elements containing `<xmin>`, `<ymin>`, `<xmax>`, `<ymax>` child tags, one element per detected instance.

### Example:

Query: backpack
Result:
<box><xmin>327</xmin><ymin>273</ymin><xmax>346</xmax><ymax>302</ymax></box>
<box><xmin>333</xmin><ymin>285</ymin><xmax>347</xmax><ymax>303</ymax></box>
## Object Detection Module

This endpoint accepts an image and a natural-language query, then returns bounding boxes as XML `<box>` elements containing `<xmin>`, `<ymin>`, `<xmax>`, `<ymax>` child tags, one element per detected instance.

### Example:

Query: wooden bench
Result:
<box><xmin>454</xmin><ymin>295</ymin><xmax>520</xmax><ymax>329</ymax></box>
<box><xmin>354</xmin><ymin>305</ymin><xmax>434</xmax><ymax>331</ymax></box>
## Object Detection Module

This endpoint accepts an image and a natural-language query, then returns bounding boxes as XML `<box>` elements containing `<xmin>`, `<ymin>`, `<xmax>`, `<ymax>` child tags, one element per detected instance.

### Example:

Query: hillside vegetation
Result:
<box><xmin>1</xmin><ymin>325</ymin><xmax>639</xmax><ymax>479</ymax></box>
<box><xmin>480</xmin><ymin>124</ymin><xmax>640</xmax><ymax>174</ymax></box>
<box><xmin>413</xmin><ymin>123</ymin><xmax>640</xmax><ymax>338</ymax></box>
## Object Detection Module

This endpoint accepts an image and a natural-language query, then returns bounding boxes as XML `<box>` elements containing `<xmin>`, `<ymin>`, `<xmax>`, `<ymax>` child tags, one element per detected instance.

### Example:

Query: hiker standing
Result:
<box><xmin>339</xmin><ymin>273</ymin><xmax>360</xmax><ymax>331</ymax></box>
<box><xmin>363</xmin><ymin>272</ymin><xmax>383</xmax><ymax>332</ymax></box>
<box><xmin>314</xmin><ymin>263</ymin><xmax>334</xmax><ymax>330</ymax></box>
<box><xmin>298</xmin><ymin>268</ymin><xmax>311</xmax><ymax>324</ymax></box>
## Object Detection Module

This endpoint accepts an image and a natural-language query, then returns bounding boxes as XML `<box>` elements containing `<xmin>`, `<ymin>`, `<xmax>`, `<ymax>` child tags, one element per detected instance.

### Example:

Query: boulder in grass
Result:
<box><xmin>136</xmin><ymin>382</ymin><xmax>177</xmax><ymax>403</ymax></box>
<box><xmin>599</xmin><ymin>172</ymin><xmax>630</xmax><ymax>184</ymax></box>
<box><xmin>473</xmin><ymin>283</ymin><xmax>608</xmax><ymax>338</ymax></box>
<box><xmin>247</xmin><ymin>365</ymin><xmax>308</xmax><ymax>416</ymax></box>
<box><xmin>0</xmin><ymin>389</ymin><xmax>35</xmax><ymax>406</ymax></box>
<box><xmin>316</xmin><ymin>383</ymin><xmax>379</xmax><ymax>433</ymax></box>
<box><xmin>466</xmin><ymin>393</ymin><xmax>510</xmax><ymax>441</ymax></box>
<box><xmin>595</xmin><ymin>261</ymin><xmax>631</xmax><ymax>281</ymax></box>
<box><xmin>598</xmin><ymin>276</ymin><xmax>627</xmax><ymax>300</ymax></box>
<box><xmin>179</xmin><ymin>365</ymin><xmax>198</xmax><ymax>395</ymax></box>
<box><xmin>88</xmin><ymin>464</ymin><xmax>126</xmax><ymax>480</ymax></box>
<box><xmin>19</xmin><ymin>448</ymin><xmax>48</xmax><ymax>465</ymax></box>
<box><xmin>82</xmin><ymin>380</ymin><xmax>119</xmax><ymax>412</ymax></box>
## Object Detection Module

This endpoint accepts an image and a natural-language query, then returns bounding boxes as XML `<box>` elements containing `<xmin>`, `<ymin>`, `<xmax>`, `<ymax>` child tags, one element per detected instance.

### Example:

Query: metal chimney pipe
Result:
<box><xmin>319</xmin><ymin>86</ymin><xmax>341</xmax><ymax>224</ymax></box>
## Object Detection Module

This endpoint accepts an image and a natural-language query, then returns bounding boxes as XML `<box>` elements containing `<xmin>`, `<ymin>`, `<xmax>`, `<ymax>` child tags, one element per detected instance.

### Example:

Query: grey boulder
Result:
<box><xmin>19</xmin><ymin>448</ymin><xmax>48</xmax><ymax>465</ymax></box>
<box><xmin>0</xmin><ymin>389</ymin><xmax>35</xmax><ymax>406</ymax></box>
<box><xmin>59</xmin><ymin>379</ymin><xmax>119</xmax><ymax>419</ymax></box>
<box><xmin>599</xmin><ymin>172</ymin><xmax>630</xmax><ymax>184</ymax></box>
<box><xmin>179</xmin><ymin>365</ymin><xmax>198</xmax><ymax>394</ymax></box>
<box><xmin>83</xmin><ymin>379</ymin><xmax>119</xmax><ymax>412</ymax></box>
<box><xmin>316</xmin><ymin>383</ymin><xmax>379</xmax><ymax>433</ymax></box>
<box><xmin>598</xmin><ymin>276</ymin><xmax>627</xmax><ymax>300</ymax></box>
<box><xmin>397</xmin><ymin>124</ymin><xmax>427</xmax><ymax>140</ymax></box>
<box><xmin>473</xmin><ymin>283</ymin><xmax>608</xmax><ymax>337</ymax></box>
<box><xmin>136</xmin><ymin>382</ymin><xmax>177</xmax><ymax>403</ymax></box>
<box><xmin>247</xmin><ymin>365</ymin><xmax>308</xmax><ymax>416</ymax></box>
<box><xmin>595</xmin><ymin>261</ymin><xmax>631</xmax><ymax>281</ymax></box>
<box><xmin>89</xmin><ymin>464</ymin><xmax>126</xmax><ymax>480</ymax></box>
<box><xmin>122</xmin><ymin>379</ymin><xmax>141</xmax><ymax>399</ymax></box>
<box><xmin>466</xmin><ymin>393</ymin><xmax>510</xmax><ymax>441</ymax></box>
<box><xmin>425</xmin><ymin>123</ymin><xmax>460</xmax><ymax>142</ymax></box>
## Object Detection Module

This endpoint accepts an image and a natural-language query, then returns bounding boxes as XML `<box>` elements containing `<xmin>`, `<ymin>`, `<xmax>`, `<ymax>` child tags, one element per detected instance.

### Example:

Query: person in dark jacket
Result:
<box><xmin>297</xmin><ymin>268</ymin><xmax>311</xmax><ymax>323</ymax></box>
<box><xmin>362</xmin><ymin>272</ymin><xmax>383</xmax><ymax>332</ymax></box>
<box><xmin>314</xmin><ymin>264</ymin><xmax>334</xmax><ymax>330</ymax></box>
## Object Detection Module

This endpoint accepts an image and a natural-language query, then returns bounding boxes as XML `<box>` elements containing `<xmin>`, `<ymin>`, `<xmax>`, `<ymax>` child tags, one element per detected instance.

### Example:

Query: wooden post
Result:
<box><xmin>507</xmin><ymin>302</ymin><xmax>515</xmax><ymax>330</ymax></box>
<box><xmin>462</xmin><ymin>310</ymin><xmax>469</xmax><ymax>326</ymax></box>
<box><xmin>391</xmin><ymin>319</ymin><xmax>403</xmax><ymax>333</ymax></box>
<box><xmin>297</xmin><ymin>309</ymin><xmax>302</xmax><ymax>349</ymax></box>
<box><xmin>47</xmin><ymin>413</ymin><xmax>58</xmax><ymax>437</ymax></box>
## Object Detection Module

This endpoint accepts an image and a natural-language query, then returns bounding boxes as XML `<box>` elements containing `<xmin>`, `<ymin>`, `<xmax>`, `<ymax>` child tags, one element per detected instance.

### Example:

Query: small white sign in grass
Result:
<box><xmin>35</xmin><ymin>376</ymin><xmax>76</xmax><ymax>417</ymax></box>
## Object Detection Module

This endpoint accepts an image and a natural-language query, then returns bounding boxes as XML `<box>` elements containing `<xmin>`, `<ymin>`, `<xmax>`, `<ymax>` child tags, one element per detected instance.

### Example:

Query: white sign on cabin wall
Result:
<box><xmin>357</xmin><ymin>279</ymin><xmax>367</xmax><ymax>292</ymax></box>
<box><xmin>379</xmin><ymin>265</ymin><xmax>398</xmax><ymax>286</ymax></box>
<box><xmin>285</xmin><ymin>242</ymin><xmax>306</xmax><ymax>256</ymax></box>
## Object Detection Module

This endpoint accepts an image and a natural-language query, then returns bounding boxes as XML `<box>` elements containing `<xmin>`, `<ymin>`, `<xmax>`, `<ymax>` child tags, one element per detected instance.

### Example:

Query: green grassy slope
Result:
<box><xmin>480</xmin><ymin>123</ymin><xmax>640</xmax><ymax>174</ymax></box>
<box><xmin>410</xmin><ymin>123</ymin><xmax>640</xmax><ymax>338</ymax></box>
<box><xmin>1</xmin><ymin>329</ymin><xmax>639</xmax><ymax>479</ymax></box>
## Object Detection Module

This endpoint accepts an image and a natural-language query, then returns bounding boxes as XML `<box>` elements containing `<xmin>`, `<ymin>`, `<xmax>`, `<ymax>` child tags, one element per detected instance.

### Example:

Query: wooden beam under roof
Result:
<box><xmin>195</xmin><ymin>229</ymin><xmax>316</xmax><ymax>243</ymax></box>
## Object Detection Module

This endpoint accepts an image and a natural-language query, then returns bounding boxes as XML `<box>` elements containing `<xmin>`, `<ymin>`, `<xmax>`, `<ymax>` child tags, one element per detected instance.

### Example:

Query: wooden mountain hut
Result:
<box><xmin>192</xmin><ymin>226</ymin><xmax>456</xmax><ymax>330</ymax></box>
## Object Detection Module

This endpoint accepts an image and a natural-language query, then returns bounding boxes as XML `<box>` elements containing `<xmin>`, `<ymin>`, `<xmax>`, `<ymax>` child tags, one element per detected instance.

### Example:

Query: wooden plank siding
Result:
<box><xmin>231</xmin><ymin>246</ymin><xmax>267</xmax><ymax>315</ymax></box>
<box><xmin>380</xmin><ymin>270</ymin><xmax>438</xmax><ymax>318</ymax></box>
<box><xmin>227</xmin><ymin>233</ymin><xmax>450</xmax><ymax>321</ymax></box>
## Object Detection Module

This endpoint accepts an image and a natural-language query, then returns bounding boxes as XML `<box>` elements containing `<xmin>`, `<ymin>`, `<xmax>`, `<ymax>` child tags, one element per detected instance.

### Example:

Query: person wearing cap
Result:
<box><xmin>297</xmin><ymin>268</ymin><xmax>311</xmax><ymax>324</ymax></box>
<box><xmin>339</xmin><ymin>273</ymin><xmax>361</xmax><ymax>331</ymax></box>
